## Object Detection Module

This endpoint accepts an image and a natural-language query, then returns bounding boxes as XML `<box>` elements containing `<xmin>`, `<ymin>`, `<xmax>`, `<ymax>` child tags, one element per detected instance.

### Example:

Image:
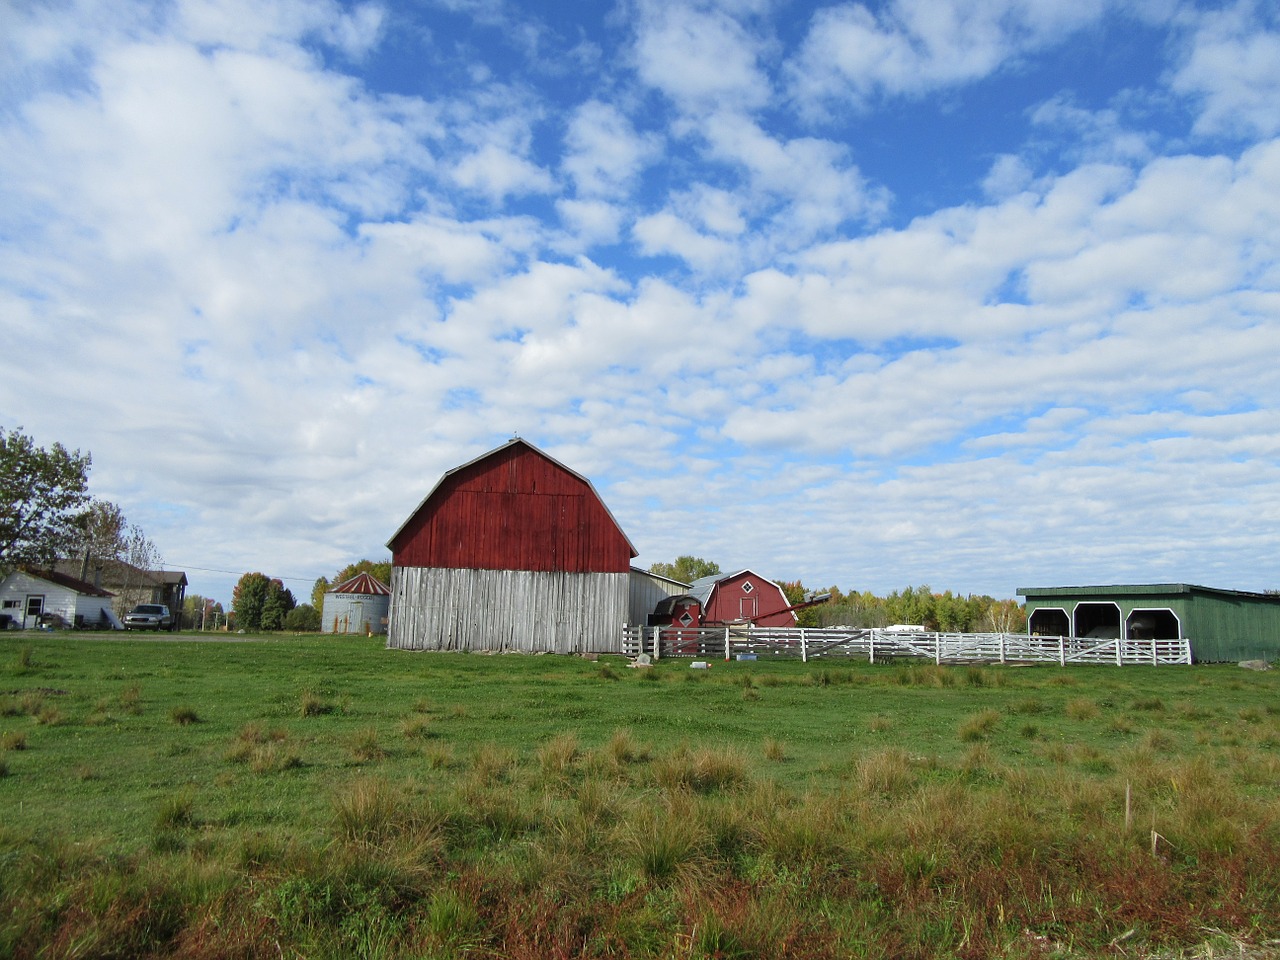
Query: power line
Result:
<box><xmin>166</xmin><ymin>563</ymin><xmax>320</xmax><ymax>584</ymax></box>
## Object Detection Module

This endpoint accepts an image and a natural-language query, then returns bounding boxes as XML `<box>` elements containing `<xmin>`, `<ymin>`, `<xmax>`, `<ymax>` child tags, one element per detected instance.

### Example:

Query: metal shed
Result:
<box><xmin>323</xmin><ymin>572</ymin><xmax>391</xmax><ymax>635</ymax></box>
<box><xmin>1018</xmin><ymin>583</ymin><xmax>1280</xmax><ymax>663</ymax></box>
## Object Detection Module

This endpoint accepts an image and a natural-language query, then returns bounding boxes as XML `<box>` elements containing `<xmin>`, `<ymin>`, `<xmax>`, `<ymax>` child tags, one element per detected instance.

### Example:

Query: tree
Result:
<box><xmin>233</xmin><ymin>572</ymin><xmax>271</xmax><ymax>631</ymax></box>
<box><xmin>311</xmin><ymin>576</ymin><xmax>329</xmax><ymax>610</ymax></box>
<box><xmin>284</xmin><ymin>604</ymin><xmax>321</xmax><ymax>632</ymax></box>
<box><xmin>648</xmin><ymin>556</ymin><xmax>720</xmax><ymax>584</ymax></box>
<box><xmin>73</xmin><ymin>499</ymin><xmax>127</xmax><ymax>568</ymax></box>
<box><xmin>234</xmin><ymin>572</ymin><xmax>297</xmax><ymax>632</ymax></box>
<box><xmin>111</xmin><ymin>523</ymin><xmax>164</xmax><ymax>617</ymax></box>
<box><xmin>0</xmin><ymin>426</ymin><xmax>92</xmax><ymax>571</ymax></box>
<box><xmin>777</xmin><ymin>579</ymin><xmax>823</xmax><ymax>627</ymax></box>
<box><xmin>183</xmin><ymin>594</ymin><xmax>225</xmax><ymax>629</ymax></box>
<box><xmin>260</xmin><ymin>581</ymin><xmax>296</xmax><ymax>631</ymax></box>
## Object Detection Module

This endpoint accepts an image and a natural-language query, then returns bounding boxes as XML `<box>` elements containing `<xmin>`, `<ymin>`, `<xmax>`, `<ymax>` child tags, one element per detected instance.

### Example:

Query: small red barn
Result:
<box><xmin>688</xmin><ymin>569</ymin><xmax>796</xmax><ymax>627</ymax></box>
<box><xmin>386</xmin><ymin>438</ymin><xmax>637</xmax><ymax>652</ymax></box>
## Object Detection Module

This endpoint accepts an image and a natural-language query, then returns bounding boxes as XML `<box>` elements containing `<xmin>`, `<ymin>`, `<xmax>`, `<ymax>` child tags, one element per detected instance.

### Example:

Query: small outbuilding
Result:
<box><xmin>1018</xmin><ymin>583</ymin><xmax>1280</xmax><ymax>663</ymax></box>
<box><xmin>322</xmin><ymin>572</ymin><xmax>391</xmax><ymax>635</ymax></box>
<box><xmin>386</xmin><ymin>438</ymin><xmax>638</xmax><ymax>653</ymax></box>
<box><xmin>628</xmin><ymin>567</ymin><xmax>691</xmax><ymax>625</ymax></box>
<box><xmin>688</xmin><ymin>569</ymin><xmax>797</xmax><ymax>627</ymax></box>
<box><xmin>0</xmin><ymin>568</ymin><xmax>118</xmax><ymax>630</ymax></box>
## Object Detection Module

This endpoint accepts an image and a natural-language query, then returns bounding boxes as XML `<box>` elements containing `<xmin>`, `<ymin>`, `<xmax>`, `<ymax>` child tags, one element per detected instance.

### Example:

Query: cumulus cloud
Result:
<box><xmin>1172</xmin><ymin>2</ymin><xmax>1280</xmax><ymax>138</ymax></box>
<box><xmin>631</xmin><ymin>1</ymin><xmax>773</xmax><ymax>112</ymax></box>
<box><xmin>785</xmin><ymin>0</ymin><xmax>1110</xmax><ymax>111</ymax></box>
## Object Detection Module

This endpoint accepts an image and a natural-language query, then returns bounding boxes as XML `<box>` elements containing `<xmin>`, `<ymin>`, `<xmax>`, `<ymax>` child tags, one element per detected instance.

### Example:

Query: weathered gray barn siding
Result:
<box><xmin>388</xmin><ymin>567</ymin><xmax>628</xmax><ymax>653</ymax></box>
<box><xmin>627</xmin><ymin>567</ymin><xmax>690</xmax><ymax>626</ymax></box>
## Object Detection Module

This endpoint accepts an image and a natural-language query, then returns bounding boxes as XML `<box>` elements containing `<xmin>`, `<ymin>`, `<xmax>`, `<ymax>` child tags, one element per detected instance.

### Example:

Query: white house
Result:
<box><xmin>0</xmin><ymin>569</ymin><xmax>118</xmax><ymax>630</ymax></box>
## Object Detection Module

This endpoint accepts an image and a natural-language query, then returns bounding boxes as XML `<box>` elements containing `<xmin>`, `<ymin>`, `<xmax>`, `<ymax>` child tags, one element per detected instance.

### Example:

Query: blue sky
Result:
<box><xmin>3</xmin><ymin>0</ymin><xmax>1279</xmax><ymax>608</ymax></box>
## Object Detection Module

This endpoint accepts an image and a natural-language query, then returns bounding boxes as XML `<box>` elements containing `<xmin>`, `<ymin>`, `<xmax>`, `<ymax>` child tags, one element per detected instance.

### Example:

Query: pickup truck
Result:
<box><xmin>123</xmin><ymin>603</ymin><xmax>174</xmax><ymax>631</ymax></box>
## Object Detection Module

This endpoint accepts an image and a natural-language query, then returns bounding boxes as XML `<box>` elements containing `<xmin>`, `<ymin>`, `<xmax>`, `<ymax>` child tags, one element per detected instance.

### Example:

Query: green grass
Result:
<box><xmin>2</xmin><ymin>634</ymin><xmax>1280</xmax><ymax>958</ymax></box>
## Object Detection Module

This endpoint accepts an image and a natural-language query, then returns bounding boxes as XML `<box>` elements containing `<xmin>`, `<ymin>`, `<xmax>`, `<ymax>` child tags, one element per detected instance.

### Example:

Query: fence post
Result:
<box><xmin>652</xmin><ymin>626</ymin><xmax>660</xmax><ymax>660</ymax></box>
<box><xmin>724</xmin><ymin>626</ymin><xmax>731</xmax><ymax>661</ymax></box>
<box><xmin>869</xmin><ymin>632</ymin><xmax>875</xmax><ymax>664</ymax></box>
<box><xmin>800</xmin><ymin>628</ymin><xmax>807</xmax><ymax>663</ymax></box>
<box><xmin>1152</xmin><ymin>637</ymin><xmax>1158</xmax><ymax>666</ymax></box>
<box><xmin>1058</xmin><ymin>636</ymin><xmax>1065</xmax><ymax>667</ymax></box>
<box><xmin>934</xmin><ymin>633</ymin><xmax>941</xmax><ymax>665</ymax></box>
<box><xmin>999</xmin><ymin>633</ymin><xmax>1006</xmax><ymax>664</ymax></box>
<box><xmin>1116</xmin><ymin>637</ymin><xmax>1123</xmax><ymax>667</ymax></box>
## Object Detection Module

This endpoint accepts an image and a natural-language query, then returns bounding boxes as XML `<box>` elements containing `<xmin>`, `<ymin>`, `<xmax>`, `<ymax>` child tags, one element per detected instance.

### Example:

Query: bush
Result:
<box><xmin>283</xmin><ymin>604</ymin><xmax>321</xmax><ymax>632</ymax></box>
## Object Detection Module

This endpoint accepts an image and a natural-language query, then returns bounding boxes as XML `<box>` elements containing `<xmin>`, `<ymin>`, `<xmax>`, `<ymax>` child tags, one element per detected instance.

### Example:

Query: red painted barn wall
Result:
<box><xmin>703</xmin><ymin>572</ymin><xmax>795</xmax><ymax>626</ymax></box>
<box><xmin>390</xmin><ymin>442</ymin><xmax>634</xmax><ymax>573</ymax></box>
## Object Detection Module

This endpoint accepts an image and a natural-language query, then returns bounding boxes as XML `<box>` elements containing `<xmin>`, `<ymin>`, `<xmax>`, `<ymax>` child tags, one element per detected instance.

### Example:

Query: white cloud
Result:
<box><xmin>450</xmin><ymin>143</ymin><xmax>555</xmax><ymax>198</ymax></box>
<box><xmin>1029</xmin><ymin>96</ymin><xmax>1157</xmax><ymax>166</ymax></box>
<box><xmin>561</xmin><ymin>100</ymin><xmax>660</xmax><ymax>198</ymax></box>
<box><xmin>633</xmin><ymin>211</ymin><xmax>741</xmax><ymax>271</ymax></box>
<box><xmin>632</xmin><ymin>2</ymin><xmax>772</xmax><ymax>111</ymax></box>
<box><xmin>786</xmin><ymin>0</ymin><xmax>1110</xmax><ymax>110</ymax></box>
<box><xmin>1172</xmin><ymin>3</ymin><xmax>1280</xmax><ymax>138</ymax></box>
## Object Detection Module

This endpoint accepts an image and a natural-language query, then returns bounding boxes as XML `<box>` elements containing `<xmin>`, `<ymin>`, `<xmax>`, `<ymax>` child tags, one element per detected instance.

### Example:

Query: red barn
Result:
<box><xmin>386</xmin><ymin>438</ymin><xmax>637</xmax><ymax>652</ymax></box>
<box><xmin>688</xmin><ymin>569</ymin><xmax>797</xmax><ymax>627</ymax></box>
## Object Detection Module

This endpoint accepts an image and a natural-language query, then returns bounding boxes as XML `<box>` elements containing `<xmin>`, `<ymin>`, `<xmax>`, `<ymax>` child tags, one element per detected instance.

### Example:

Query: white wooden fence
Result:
<box><xmin>620</xmin><ymin>625</ymin><xmax>1192</xmax><ymax>666</ymax></box>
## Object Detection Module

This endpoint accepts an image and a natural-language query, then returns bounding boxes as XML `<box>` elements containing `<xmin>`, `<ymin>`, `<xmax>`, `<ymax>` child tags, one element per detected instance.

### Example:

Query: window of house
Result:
<box><xmin>2</xmin><ymin>599</ymin><xmax>18</xmax><ymax>609</ymax></box>
<box><xmin>741</xmin><ymin>580</ymin><xmax>754</xmax><ymax>594</ymax></box>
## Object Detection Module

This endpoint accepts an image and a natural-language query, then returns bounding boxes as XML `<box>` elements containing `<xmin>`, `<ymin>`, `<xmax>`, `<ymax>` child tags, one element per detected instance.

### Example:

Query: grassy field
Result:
<box><xmin>2</xmin><ymin>633</ymin><xmax>1279</xmax><ymax>959</ymax></box>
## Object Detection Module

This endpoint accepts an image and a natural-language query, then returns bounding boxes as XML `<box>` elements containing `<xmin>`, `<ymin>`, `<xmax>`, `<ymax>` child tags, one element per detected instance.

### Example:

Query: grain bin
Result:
<box><xmin>322</xmin><ymin>572</ymin><xmax>391</xmax><ymax>635</ymax></box>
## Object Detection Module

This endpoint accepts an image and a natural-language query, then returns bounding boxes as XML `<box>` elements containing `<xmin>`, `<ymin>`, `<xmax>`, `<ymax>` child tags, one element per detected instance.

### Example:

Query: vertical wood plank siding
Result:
<box><xmin>388</xmin><ymin>567</ymin><xmax>627</xmax><ymax>653</ymax></box>
<box><xmin>390</xmin><ymin>444</ymin><xmax>633</xmax><ymax>573</ymax></box>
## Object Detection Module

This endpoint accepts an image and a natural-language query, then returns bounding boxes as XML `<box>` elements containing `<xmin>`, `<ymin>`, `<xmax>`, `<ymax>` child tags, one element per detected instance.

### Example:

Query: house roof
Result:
<box><xmin>1018</xmin><ymin>583</ymin><xmax>1280</xmax><ymax>603</ymax></box>
<box><xmin>14</xmin><ymin>568</ymin><xmax>115</xmax><ymax>598</ymax></box>
<box><xmin>331</xmin><ymin>572</ymin><xmax>391</xmax><ymax>596</ymax></box>
<box><xmin>386</xmin><ymin>437</ymin><xmax>639</xmax><ymax>557</ymax></box>
<box><xmin>52</xmin><ymin>558</ymin><xmax>187</xmax><ymax>589</ymax></box>
<box><xmin>687</xmin><ymin>569</ymin><xmax>780</xmax><ymax>606</ymax></box>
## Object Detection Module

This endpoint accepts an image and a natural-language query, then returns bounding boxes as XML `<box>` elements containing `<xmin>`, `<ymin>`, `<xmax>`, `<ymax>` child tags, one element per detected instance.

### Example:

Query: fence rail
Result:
<box><xmin>620</xmin><ymin>625</ymin><xmax>1192</xmax><ymax>666</ymax></box>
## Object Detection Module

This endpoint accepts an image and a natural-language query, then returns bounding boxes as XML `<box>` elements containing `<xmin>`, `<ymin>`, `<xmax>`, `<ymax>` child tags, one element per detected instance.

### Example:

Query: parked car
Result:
<box><xmin>123</xmin><ymin>603</ymin><xmax>174</xmax><ymax>631</ymax></box>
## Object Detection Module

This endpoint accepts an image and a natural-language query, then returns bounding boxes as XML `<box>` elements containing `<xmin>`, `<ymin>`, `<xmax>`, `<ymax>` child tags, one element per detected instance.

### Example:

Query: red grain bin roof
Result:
<box><xmin>331</xmin><ymin>572</ymin><xmax>391</xmax><ymax>596</ymax></box>
<box><xmin>387</xmin><ymin>438</ymin><xmax>637</xmax><ymax>573</ymax></box>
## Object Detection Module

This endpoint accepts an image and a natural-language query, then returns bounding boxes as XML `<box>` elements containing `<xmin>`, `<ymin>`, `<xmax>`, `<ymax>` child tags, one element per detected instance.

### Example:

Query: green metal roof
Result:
<box><xmin>1018</xmin><ymin>583</ymin><xmax>1280</xmax><ymax>603</ymax></box>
